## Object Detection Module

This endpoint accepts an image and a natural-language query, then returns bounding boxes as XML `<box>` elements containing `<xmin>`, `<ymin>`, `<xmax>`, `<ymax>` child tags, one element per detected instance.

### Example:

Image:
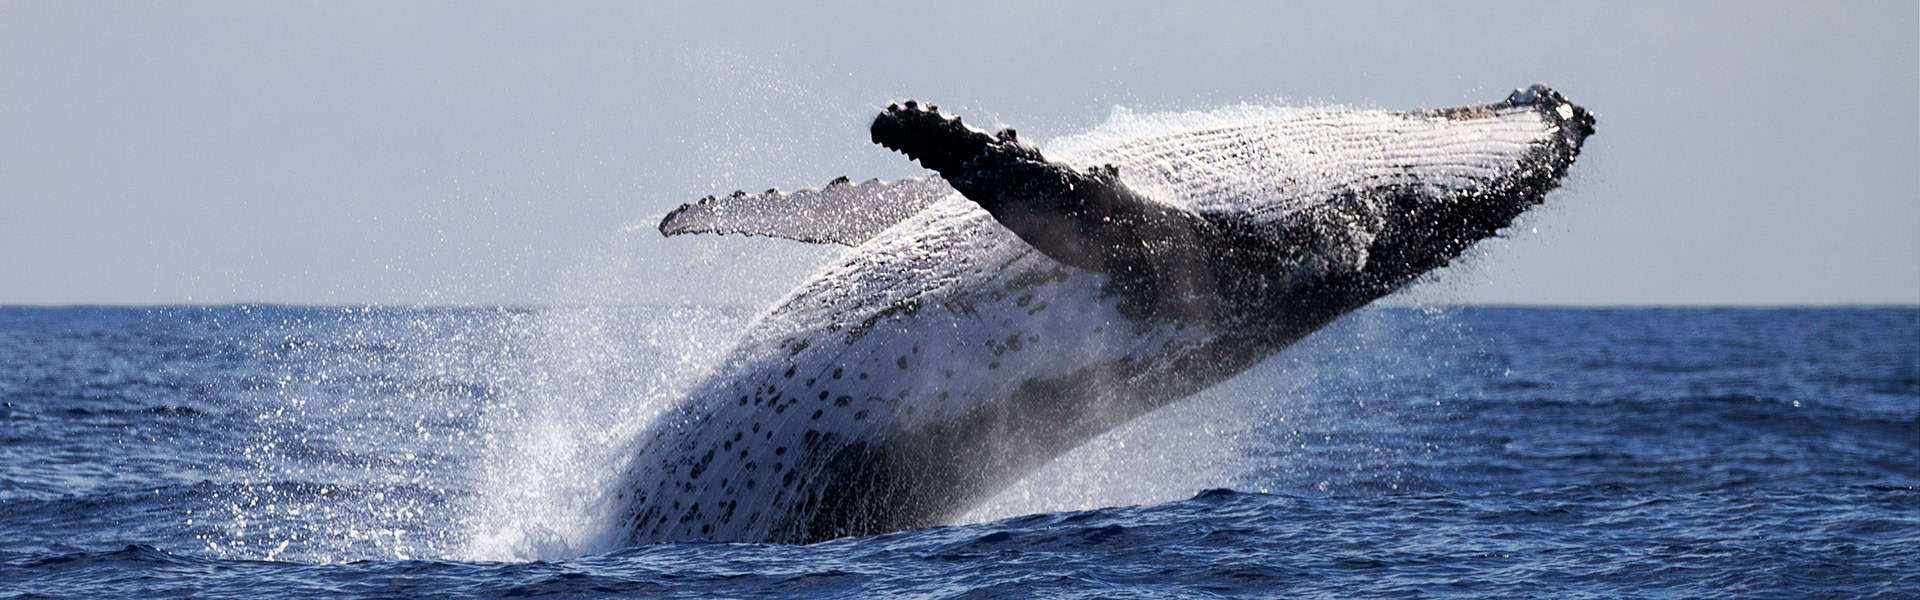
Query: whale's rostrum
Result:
<box><xmin>624</xmin><ymin>85</ymin><xmax>1595</xmax><ymax>544</ymax></box>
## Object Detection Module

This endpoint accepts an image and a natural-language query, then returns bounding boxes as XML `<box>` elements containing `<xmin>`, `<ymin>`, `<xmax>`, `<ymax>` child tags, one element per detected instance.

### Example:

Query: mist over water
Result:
<box><xmin>106</xmin><ymin>304</ymin><xmax>752</xmax><ymax>564</ymax></box>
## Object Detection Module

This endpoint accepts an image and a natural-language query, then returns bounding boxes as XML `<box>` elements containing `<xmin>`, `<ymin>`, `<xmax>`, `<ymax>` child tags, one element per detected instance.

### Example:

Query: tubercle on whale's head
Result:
<box><xmin>1504</xmin><ymin>83</ymin><xmax>1597</xmax><ymax>140</ymax></box>
<box><xmin>1488</xmin><ymin>83</ymin><xmax>1597</xmax><ymax>204</ymax></box>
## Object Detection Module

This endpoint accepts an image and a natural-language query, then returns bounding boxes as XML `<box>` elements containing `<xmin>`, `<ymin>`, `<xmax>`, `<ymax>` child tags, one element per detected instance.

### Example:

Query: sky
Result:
<box><xmin>1</xmin><ymin>1</ymin><xmax>1915</xmax><ymax>306</ymax></box>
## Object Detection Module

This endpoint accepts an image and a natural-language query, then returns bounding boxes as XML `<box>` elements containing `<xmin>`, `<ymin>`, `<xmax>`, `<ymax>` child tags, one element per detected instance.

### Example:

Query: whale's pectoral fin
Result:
<box><xmin>658</xmin><ymin>176</ymin><xmax>955</xmax><ymax>246</ymax></box>
<box><xmin>869</xmin><ymin>101</ymin><xmax>1211</xmax><ymax>275</ymax></box>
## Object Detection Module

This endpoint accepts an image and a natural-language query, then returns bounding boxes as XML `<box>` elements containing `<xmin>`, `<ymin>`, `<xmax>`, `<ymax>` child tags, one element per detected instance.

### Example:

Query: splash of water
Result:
<box><xmin>194</xmin><ymin>305</ymin><xmax>744</xmax><ymax>563</ymax></box>
<box><xmin>457</xmin><ymin>305</ymin><xmax>743</xmax><ymax>561</ymax></box>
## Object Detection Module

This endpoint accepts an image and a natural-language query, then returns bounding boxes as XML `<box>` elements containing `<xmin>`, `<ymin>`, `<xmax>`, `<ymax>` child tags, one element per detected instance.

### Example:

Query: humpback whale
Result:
<box><xmin>619</xmin><ymin>84</ymin><xmax>1594</xmax><ymax>545</ymax></box>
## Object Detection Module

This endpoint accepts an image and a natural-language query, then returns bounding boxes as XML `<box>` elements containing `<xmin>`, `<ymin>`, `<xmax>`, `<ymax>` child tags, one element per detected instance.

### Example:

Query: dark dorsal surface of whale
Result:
<box><xmin>619</xmin><ymin>85</ymin><xmax>1595</xmax><ymax>545</ymax></box>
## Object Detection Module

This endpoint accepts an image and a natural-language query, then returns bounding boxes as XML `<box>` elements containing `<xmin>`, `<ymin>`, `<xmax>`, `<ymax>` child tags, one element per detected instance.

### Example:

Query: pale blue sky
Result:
<box><xmin>2</xmin><ymin>1</ymin><xmax>1915</xmax><ymax>306</ymax></box>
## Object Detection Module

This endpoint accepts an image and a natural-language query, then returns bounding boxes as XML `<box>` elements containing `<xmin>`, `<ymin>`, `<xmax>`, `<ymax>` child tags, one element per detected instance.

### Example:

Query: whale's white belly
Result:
<box><xmin>618</xmin><ymin>198</ymin><xmax>1218</xmax><ymax>543</ymax></box>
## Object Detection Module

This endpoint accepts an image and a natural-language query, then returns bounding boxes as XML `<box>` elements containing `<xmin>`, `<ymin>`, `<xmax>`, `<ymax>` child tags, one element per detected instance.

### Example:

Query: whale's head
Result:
<box><xmin>1315</xmin><ymin>84</ymin><xmax>1596</xmax><ymax>304</ymax></box>
<box><xmin>1204</xmin><ymin>84</ymin><xmax>1597</xmax><ymax>330</ymax></box>
<box><xmin>870</xmin><ymin>85</ymin><xmax>1594</xmax><ymax>329</ymax></box>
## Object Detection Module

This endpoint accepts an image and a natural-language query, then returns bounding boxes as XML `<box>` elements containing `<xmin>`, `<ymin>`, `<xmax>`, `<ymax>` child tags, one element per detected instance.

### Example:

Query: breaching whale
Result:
<box><xmin>618</xmin><ymin>84</ymin><xmax>1595</xmax><ymax>545</ymax></box>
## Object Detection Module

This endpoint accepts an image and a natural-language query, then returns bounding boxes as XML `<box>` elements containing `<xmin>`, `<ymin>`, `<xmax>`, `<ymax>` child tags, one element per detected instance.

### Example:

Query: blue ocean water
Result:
<box><xmin>0</xmin><ymin>305</ymin><xmax>1914</xmax><ymax>598</ymax></box>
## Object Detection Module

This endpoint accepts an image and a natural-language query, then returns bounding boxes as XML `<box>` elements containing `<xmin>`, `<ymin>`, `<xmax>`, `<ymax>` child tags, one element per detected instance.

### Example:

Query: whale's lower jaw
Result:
<box><xmin>625</xmin><ymin>85</ymin><xmax>1594</xmax><ymax>545</ymax></box>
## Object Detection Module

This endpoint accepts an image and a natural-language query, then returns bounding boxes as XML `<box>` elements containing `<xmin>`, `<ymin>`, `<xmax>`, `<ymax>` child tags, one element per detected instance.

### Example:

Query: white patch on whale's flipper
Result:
<box><xmin>657</xmin><ymin>176</ymin><xmax>956</xmax><ymax>246</ymax></box>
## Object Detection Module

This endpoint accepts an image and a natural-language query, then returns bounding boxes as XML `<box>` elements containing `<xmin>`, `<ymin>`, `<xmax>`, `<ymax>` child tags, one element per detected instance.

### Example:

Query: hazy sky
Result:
<box><xmin>3</xmin><ymin>1</ymin><xmax>1915</xmax><ymax>306</ymax></box>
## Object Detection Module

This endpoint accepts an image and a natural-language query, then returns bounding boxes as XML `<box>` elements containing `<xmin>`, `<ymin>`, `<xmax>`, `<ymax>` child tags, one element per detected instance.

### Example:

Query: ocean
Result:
<box><xmin>0</xmin><ymin>305</ymin><xmax>1913</xmax><ymax>598</ymax></box>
